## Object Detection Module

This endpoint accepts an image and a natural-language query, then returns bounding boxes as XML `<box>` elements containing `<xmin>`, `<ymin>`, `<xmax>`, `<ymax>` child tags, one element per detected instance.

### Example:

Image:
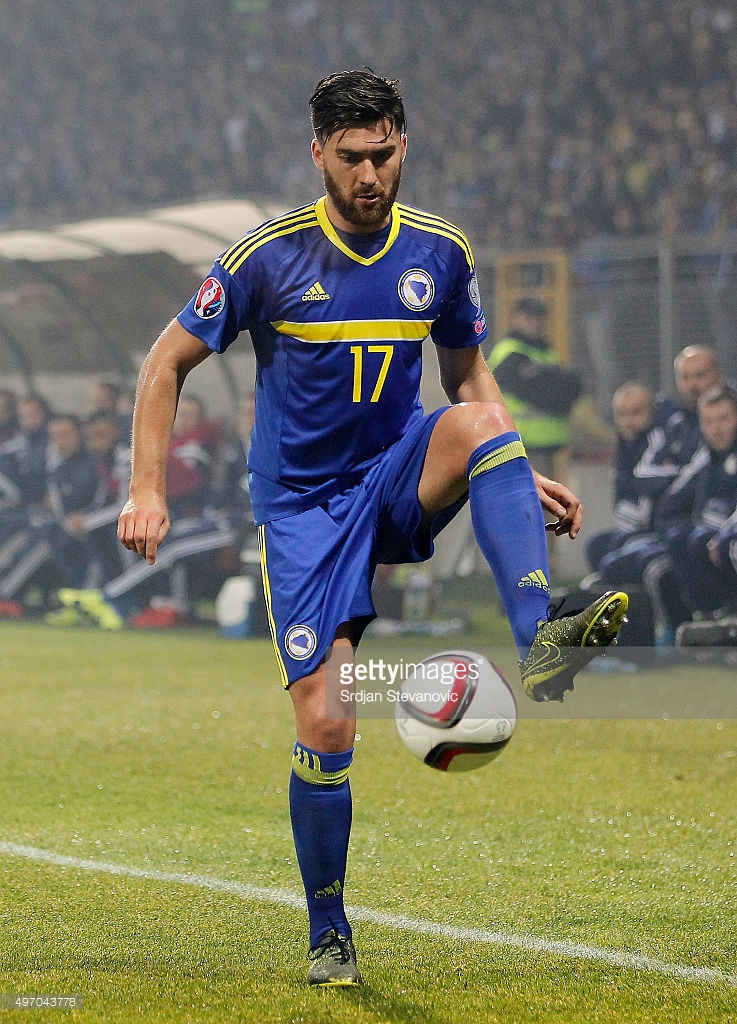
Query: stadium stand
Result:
<box><xmin>1</xmin><ymin>1</ymin><xmax>736</xmax><ymax>250</ymax></box>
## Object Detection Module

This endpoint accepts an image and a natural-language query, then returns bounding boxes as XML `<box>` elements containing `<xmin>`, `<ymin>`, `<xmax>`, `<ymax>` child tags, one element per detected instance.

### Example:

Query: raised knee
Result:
<box><xmin>443</xmin><ymin>400</ymin><xmax>513</xmax><ymax>451</ymax></box>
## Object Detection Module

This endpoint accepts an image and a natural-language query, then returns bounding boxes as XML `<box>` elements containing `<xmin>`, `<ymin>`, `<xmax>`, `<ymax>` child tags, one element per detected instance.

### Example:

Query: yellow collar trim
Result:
<box><xmin>315</xmin><ymin>195</ymin><xmax>399</xmax><ymax>265</ymax></box>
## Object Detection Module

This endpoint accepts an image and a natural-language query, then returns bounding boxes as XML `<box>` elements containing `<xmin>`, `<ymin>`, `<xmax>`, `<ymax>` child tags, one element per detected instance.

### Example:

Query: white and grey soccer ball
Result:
<box><xmin>394</xmin><ymin>651</ymin><xmax>517</xmax><ymax>772</ymax></box>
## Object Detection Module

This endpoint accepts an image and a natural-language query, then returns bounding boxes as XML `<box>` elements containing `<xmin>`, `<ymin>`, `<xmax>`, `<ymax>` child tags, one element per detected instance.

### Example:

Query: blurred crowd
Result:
<box><xmin>2</xmin><ymin>0</ymin><xmax>737</xmax><ymax>248</ymax></box>
<box><xmin>0</xmin><ymin>382</ymin><xmax>256</xmax><ymax>628</ymax></box>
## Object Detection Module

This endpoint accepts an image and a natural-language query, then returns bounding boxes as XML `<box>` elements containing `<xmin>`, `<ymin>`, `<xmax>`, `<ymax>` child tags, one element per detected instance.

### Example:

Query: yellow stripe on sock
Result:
<box><xmin>468</xmin><ymin>440</ymin><xmax>527</xmax><ymax>480</ymax></box>
<box><xmin>291</xmin><ymin>744</ymin><xmax>352</xmax><ymax>786</ymax></box>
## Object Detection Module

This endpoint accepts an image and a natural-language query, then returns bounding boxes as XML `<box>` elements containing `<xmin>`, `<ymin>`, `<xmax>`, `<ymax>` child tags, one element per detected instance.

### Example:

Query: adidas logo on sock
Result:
<box><xmin>302</xmin><ymin>281</ymin><xmax>330</xmax><ymax>301</ymax></box>
<box><xmin>315</xmin><ymin>879</ymin><xmax>342</xmax><ymax>899</ymax></box>
<box><xmin>518</xmin><ymin>569</ymin><xmax>550</xmax><ymax>590</ymax></box>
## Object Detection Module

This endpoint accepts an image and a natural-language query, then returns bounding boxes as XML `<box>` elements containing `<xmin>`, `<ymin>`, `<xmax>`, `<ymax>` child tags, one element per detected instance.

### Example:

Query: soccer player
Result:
<box><xmin>117</xmin><ymin>70</ymin><xmax>627</xmax><ymax>986</ymax></box>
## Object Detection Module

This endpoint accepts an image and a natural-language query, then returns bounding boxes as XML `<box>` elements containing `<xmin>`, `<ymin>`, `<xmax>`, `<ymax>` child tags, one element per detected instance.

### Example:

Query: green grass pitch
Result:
<box><xmin>0</xmin><ymin>621</ymin><xmax>735</xmax><ymax>1023</ymax></box>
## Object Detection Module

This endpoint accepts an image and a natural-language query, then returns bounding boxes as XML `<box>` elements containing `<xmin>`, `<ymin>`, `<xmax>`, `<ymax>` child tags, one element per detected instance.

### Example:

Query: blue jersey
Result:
<box><xmin>178</xmin><ymin>196</ymin><xmax>487</xmax><ymax>523</ymax></box>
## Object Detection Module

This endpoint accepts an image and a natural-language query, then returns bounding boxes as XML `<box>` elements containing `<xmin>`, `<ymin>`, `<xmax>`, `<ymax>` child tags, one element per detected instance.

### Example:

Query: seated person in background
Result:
<box><xmin>164</xmin><ymin>394</ymin><xmax>221</xmax><ymax>519</ymax></box>
<box><xmin>592</xmin><ymin>345</ymin><xmax>725</xmax><ymax>595</ymax></box>
<box><xmin>631</xmin><ymin>345</ymin><xmax>723</xmax><ymax>499</ymax></box>
<box><xmin>88</xmin><ymin>378</ymin><xmax>133</xmax><ymax>439</ymax></box>
<box><xmin>0</xmin><ymin>395</ymin><xmax>53</xmax><ymax>578</ymax></box>
<box><xmin>0</xmin><ymin>414</ymin><xmax>98</xmax><ymax>616</ymax></box>
<box><xmin>53</xmin><ymin>395</ymin><xmax>235</xmax><ymax>628</ymax></box>
<box><xmin>68</xmin><ymin>411</ymin><xmax>131</xmax><ymax>585</ymax></box>
<box><xmin>0</xmin><ymin>389</ymin><xmax>26</xmax><ymax>520</ymax></box>
<box><xmin>585</xmin><ymin>382</ymin><xmax>658</xmax><ymax>574</ymax></box>
<box><xmin>486</xmin><ymin>297</ymin><xmax>582</xmax><ymax>478</ymax></box>
<box><xmin>210</xmin><ymin>392</ymin><xmax>256</xmax><ymax>560</ymax></box>
<box><xmin>646</xmin><ymin>385</ymin><xmax>737</xmax><ymax>635</ymax></box>
<box><xmin>0</xmin><ymin>436</ymin><xmax>23</xmax><ymax>519</ymax></box>
<box><xmin>0</xmin><ymin>388</ymin><xmax>20</xmax><ymax>446</ymax></box>
<box><xmin>17</xmin><ymin>395</ymin><xmax>53</xmax><ymax>508</ymax></box>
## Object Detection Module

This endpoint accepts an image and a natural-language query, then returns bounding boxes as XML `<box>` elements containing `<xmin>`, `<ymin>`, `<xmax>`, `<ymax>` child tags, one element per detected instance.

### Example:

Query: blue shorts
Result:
<box><xmin>258</xmin><ymin>408</ymin><xmax>466</xmax><ymax>686</ymax></box>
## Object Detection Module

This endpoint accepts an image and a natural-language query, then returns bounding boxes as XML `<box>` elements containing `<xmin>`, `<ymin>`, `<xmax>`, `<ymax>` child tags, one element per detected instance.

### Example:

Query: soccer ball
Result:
<box><xmin>394</xmin><ymin>650</ymin><xmax>516</xmax><ymax>772</ymax></box>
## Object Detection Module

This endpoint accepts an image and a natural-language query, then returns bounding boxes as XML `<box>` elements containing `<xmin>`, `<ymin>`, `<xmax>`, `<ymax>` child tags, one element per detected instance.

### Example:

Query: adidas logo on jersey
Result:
<box><xmin>302</xmin><ymin>281</ymin><xmax>331</xmax><ymax>301</ymax></box>
<box><xmin>518</xmin><ymin>569</ymin><xmax>550</xmax><ymax>590</ymax></box>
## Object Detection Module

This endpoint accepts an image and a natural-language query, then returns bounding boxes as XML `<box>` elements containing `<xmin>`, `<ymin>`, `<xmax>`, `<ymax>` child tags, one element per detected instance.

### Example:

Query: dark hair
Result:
<box><xmin>513</xmin><ymin>297</ymin><xmax>547</xmax><ymax>317</ymax></box>
<box><xmin>0</xmin><ymin>387</ymin><xmax>18</xmax><ymax>413</ymax></box>
<box><xmin>698</xmin><ymin>383</ymin><xmax>737</xmax><ymax>413</ymax></box>
<box><xmin>309</xmin><ymin>69</ymin><xmax>406</xmax><ymax>144</ymax></box>
<box><xmin>86</xmin><ymin>409</ymin><xmax>121</xmax><ymax>429</ymax></box>
<box><xmin>96</xmin><ymin>379</ymin><xmax>122</xmax><ymax>399</ymax></box>
<box><xmin>50</xmin><ymin>412</ymin><xmax>82</xmax><ymax>431</ymax></box>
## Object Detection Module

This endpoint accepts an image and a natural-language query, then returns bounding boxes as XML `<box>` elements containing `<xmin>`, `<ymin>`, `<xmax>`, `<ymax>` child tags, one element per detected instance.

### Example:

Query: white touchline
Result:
<box><xmin>1</xmin><ymin>840</ymin><xmax>735</xmax><ymax>988</ymax></box>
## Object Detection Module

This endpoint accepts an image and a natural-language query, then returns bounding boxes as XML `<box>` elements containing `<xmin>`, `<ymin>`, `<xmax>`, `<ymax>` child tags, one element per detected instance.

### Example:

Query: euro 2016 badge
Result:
<box><xmin>194</xmin><ymin>277</ymin><xmax>226</xmax><ymax>319</ymax></box>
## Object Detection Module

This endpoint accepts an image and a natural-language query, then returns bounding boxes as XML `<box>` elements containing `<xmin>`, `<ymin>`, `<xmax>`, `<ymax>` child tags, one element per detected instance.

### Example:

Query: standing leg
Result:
<box><xmin>287</xmin><ymin>628</ymin><xmax>362</xmax><ymax>986</ymax></box>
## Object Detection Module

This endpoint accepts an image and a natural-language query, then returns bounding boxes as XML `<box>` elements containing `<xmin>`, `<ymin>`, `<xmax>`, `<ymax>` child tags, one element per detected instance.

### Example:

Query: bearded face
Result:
<box><xmin>312</xmin><ymin>120</ymin><xmax>406</xmax><ymax>234</ymax></box>
<box><xmin>322</xmin><ymin>160</ymin><xmax>402</xmax><ymax>230</ymax></box>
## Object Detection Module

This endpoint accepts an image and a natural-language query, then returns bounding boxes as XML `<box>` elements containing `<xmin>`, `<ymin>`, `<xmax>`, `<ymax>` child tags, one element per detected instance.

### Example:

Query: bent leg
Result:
<box><xmin>418</xmin><ymin>401</ymin><xmax>513</xmax><ymax>513</ymax></box>
<box><xmin>419</xmin><ymin>403</ymin><xmax>551</xmax><ymax>655</ymax></box>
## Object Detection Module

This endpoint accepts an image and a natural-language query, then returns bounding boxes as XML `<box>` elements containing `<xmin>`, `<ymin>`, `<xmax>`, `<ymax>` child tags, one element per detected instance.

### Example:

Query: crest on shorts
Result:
<box><xmin>194</xmin><ymin>276</ymin><xmax>226</xmax><ymax>319</ymax></box>
<box><xmin>285</xmin><ymin>624</ymin><xmax>317</xmax><ymax>660</ymax></box>
<box><xmin>398</xmin><ymin>269</ymin><xmax>435</xmax><ymax>311</ymax></box>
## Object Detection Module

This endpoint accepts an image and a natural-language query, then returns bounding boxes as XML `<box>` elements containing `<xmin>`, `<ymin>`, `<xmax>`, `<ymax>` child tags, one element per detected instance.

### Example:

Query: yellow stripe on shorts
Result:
<box><xmin>257</xmin><ymin>524</ymin><xmax>290</xmax><ymax>689</ymax></box>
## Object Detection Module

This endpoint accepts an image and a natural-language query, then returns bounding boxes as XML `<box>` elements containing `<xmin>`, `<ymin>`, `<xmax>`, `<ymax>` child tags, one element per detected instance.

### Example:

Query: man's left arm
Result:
<box><xmin>436</xmin><ymin>346</ymin><xmax>583</xmax><ymax>538</ymax></box>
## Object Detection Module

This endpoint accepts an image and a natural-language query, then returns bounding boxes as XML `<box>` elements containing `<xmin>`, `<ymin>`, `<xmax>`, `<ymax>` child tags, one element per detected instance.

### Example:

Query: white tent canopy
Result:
<box><xmin>0</xmin><ymin>199</ymin><xmax>286</xmax><ymax>412</ymax></box>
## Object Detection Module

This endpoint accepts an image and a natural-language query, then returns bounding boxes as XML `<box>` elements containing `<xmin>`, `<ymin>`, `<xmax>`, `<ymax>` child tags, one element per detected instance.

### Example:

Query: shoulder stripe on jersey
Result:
<box><xmin>221</xmin><ymin>202</ymin><xmax>316</xmax><ymax>259</ymax></box>
<box><xmin>397</xmin><ymin>202</ymin><xmax>470</xmax><ymax>239</ymax></box>
<box><xmin>220</xmin><ymin>204</ymin><xmax>319</xmax><ymax>274</ymax></box>
<box><xmin>220</xmin><ymin>203</ymin><xmax>315</xmax><ymax>267</ymax></box>
<box><xmin>272</xmin><ymin>319</ymin><xmax>432</xmax><ymax>344</ymax></box>
<box><xmin>396</xmin><ymin>204</ymin><xmax>475</xmax><ymax>269</ymax></box>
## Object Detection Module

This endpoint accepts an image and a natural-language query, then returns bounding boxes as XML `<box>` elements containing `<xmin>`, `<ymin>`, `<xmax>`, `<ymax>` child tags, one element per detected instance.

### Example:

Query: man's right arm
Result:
<box><xmin>117</xmin><ymin>318</ymin><xmax>212</xmax><ymax>564</ymax></box>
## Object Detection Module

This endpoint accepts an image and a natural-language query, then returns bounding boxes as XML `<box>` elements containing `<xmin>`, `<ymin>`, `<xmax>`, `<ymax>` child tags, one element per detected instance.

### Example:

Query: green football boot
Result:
<box><xmin>307</xmin><ymin>929</ymin><xmax>363</xmax><ymax>987</ymax></box>
<box><xmin>58</xmin><ymin>588</ymin><xmax>124</xmax><ymax>630</ymax></box>
<box><xmin>44</xmin><ymin>606</ymin><xmax>83</xmax><ymax>627</ymax></box>
<box><xmin>520</xmin><ymin>591</ymin><xmax>629</xmax><ymax>702</ymax></box>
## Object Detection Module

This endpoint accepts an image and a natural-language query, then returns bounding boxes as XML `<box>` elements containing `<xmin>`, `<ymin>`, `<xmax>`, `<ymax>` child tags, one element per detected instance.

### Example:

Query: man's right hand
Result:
<box><xmin>118</xmin><ymin>495</ymin><xmax>170</xmax><ymax>565</ymax></box>
<box><xmin>115</xmin><ymin>321</ymin><xmax>212</xmax><ymax>566</ymax></box>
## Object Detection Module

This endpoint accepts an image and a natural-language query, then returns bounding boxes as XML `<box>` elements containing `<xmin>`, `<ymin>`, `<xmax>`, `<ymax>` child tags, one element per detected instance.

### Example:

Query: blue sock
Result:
<box><xmin>289</xmin><ymin>742</ymin><xmax>353</xmax><ymax>947</ymax></box>
<box><xmin>467</xmin><ymin>432</ymin><xmax>551</xmax><ymax>656</ymax></box>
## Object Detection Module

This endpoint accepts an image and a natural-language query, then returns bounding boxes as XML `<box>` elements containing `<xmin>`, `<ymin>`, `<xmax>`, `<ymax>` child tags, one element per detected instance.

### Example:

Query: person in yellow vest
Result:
<box><xmin>487</xmin><ymin>297</ymin><xmax>582</xmax><ymax>478</ymax></box>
